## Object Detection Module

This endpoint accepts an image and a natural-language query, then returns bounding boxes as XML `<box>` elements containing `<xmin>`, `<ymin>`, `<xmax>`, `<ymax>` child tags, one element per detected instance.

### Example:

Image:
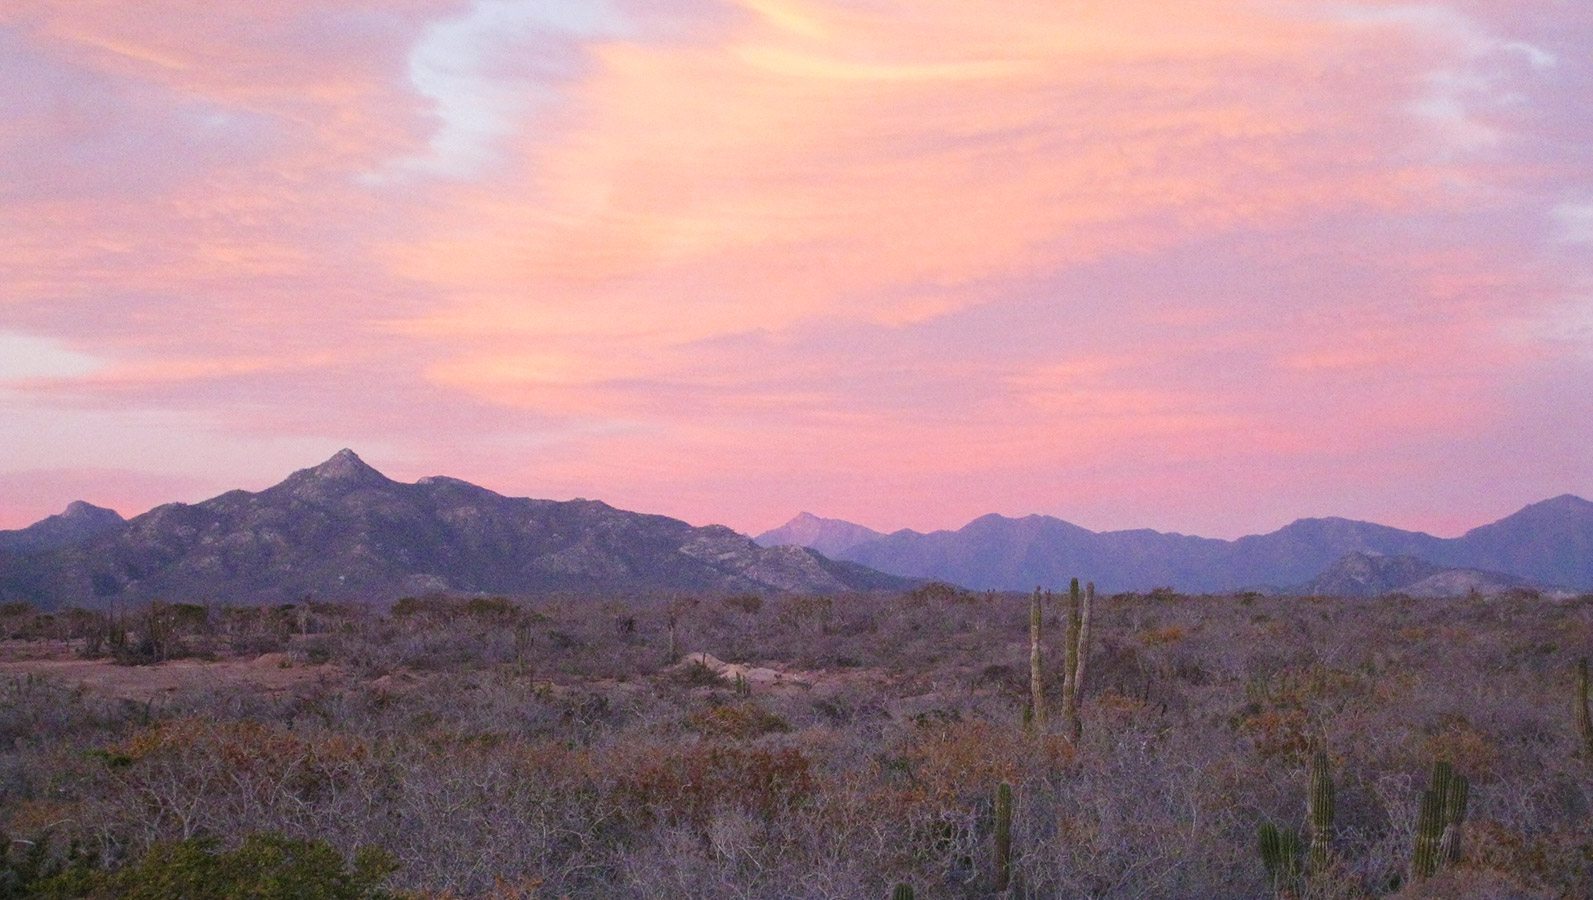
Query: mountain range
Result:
<box><xmin>0</xmin><ymin>451</ymin><xmax>911</xmax><ymax>609</ymax></box>
<box><xmin>4</xmin><ymin>450</ymin><xmax>1588</xmax><ymax>606</ymax></box>
<box><xmin>755</xmin><ymin>496</ymin><xmax>1593</xmax><ymax>593</ymax></box>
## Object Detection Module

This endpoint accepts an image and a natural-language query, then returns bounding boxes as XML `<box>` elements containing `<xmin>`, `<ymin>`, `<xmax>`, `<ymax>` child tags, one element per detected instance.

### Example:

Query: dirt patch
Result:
<box><xmin>0</xmin><ymin>642</ymin><xmax>338</xmax><ymax>701</ymax></box>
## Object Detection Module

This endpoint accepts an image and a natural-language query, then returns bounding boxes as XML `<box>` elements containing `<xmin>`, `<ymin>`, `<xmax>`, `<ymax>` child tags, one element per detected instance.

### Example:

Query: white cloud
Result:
<box><xmin>387</xmin><ymin>0</ymin><xmax>629</xmax><ymax>179</ymax></box>
<box><xmin>0</xmin><ymin>333</ymin><xmax>102</xmax><ymax>382</ymax></box>
<box><xmin>1338</xmin><ymin>4</ymin><xmax>1557</xmax><ymax>156</ymax></box>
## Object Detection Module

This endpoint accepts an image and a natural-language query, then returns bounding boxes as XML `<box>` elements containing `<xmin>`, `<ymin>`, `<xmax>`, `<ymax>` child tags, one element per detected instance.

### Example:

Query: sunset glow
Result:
<box><xmin>2</xmin><ymin>0</ymin><xmax>1589</xmax><ymax>537</ymax></box>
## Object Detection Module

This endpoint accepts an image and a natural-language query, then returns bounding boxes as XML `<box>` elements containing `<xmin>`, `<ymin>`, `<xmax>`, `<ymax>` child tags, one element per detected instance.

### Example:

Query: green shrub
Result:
<box><xmin>40</xmin><ymin>833</ymin><xmax>395</xmax><ymax>900</ymax></box>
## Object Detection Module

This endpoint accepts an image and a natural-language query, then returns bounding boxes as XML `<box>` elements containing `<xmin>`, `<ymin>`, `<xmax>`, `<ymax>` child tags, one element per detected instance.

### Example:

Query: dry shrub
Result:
<box><xmin>1462</xmin><ymin>820</ymin><xmax>1593</xmax><ymax>897</ymax></box>
<box><xmin>1237</xmin><ymin>708</ymin><xmax>1314</xmax><ymax>762</ymax></box>
<box><xmin>617</xmin><ymin>743</ymin><xmax>814</xmax><ymax>826</ymax></box>
<box><xmin>899</xmin><ymin>720</ymin><xmax>1030</xmax><ymax>803</ymax></box>
<box><xmin>721</xmin><ymin>594</ymin><xmax>763</xmax><ymax>615</ymax></box>
<box><xmin>1090</xmin><ymin>690</ymin><xmax>1163</xmax><ymax>734</ymax></box>
<box><xmin>1421</xmin><ymin>718</ymin><xmax>1500</xmax><ymax>775</ymax></box>
<box><xmin>1141</xmin><ymin>625</ymin><xmax>1186</xmax><ymax>646</ymax></box>
<box><xmin>688</xmin><ymin>703</ymin><xmax>792</xmax><ymax>739</ymax></box>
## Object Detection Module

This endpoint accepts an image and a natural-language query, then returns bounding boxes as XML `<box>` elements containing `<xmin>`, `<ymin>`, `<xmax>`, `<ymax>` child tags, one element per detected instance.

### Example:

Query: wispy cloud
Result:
<box><xmin>0</xmin><ymin>0</ymin><xmax>1587</xmax><ymax>536</ymax></box>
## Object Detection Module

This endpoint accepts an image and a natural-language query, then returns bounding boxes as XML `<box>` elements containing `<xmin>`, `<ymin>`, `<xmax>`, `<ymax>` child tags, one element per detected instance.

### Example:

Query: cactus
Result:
<box><xmin>733</xmin><ymin>672</ymin><xmax>751</xmax><ymax>697</ymax></box>
<box><xmin>1060</xmin><ymin>580</ymin><xmax>1094</xmax><ymax>741</ymax></box>
<box><xmin>1306</xmin><ymin>749</ymin><xmax>1335</xmax><ymax>874</ymax></box>
<box><xmin>1061</xmin><ymin>579</ymin><xmax>1080</xmax><ymax>721</ymax></box>
<box><xmin>1029</xmin><ymin>587</ymin><xmax>1046</xmax><ymax>729</ymax></box>
<box><xmin>1075</xmin><ymin>582</ymin><xmax>1094</xmax><ymax>722</ymax></box>
<box><xmin>1258</xmin><ymin>822</ymin><xmax>1302</xmax><ymax>896</ymax></box>
<box><xmin>1439</xmin><ymin>768</ymin><xmax>1469</xmax><ymax>865</ymax></box>
<box><xmin>1576</xmin><ymin>658</ymin><xmax>1593</xmax><ymax>762</ymax></box>
<box><xmin>890</xmin><ymin>884</ymin><xmax>914</xmax><ymax>900</ymax></box>
<box><xmin>994</xmin><ymin>781</ymin><xmax>1013</xmax><ymax>892</ymax></box>
<box><xmin>1412</xmin><ymin>760</ymin><xmax>1468</xmax><ymax>879</ymax></box>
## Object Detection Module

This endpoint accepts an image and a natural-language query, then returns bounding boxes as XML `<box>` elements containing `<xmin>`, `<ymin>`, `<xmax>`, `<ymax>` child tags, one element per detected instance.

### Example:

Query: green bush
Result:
<box><xmin>38</xmin><ymin>833</ymin><xmax>396</xmax><ymax>900</ymax></box>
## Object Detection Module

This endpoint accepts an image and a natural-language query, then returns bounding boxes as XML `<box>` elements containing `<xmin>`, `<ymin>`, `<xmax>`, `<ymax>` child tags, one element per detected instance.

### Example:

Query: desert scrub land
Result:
<box><xmin>0</xmin><ymin>587</ymin><xmax>1590</xmax><ymax>899</ymax></box>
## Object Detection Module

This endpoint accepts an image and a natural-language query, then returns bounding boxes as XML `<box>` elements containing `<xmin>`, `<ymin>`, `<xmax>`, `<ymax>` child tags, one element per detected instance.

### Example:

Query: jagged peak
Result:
<box><xmin>60</xmin><ymin>500</ymin><xmax>123</xmax><ymax>522</ymax></box>
<box><xmin>281</xmin><ymin>449</ymin><xmax>390</xmax><ymax>488</ymax></box>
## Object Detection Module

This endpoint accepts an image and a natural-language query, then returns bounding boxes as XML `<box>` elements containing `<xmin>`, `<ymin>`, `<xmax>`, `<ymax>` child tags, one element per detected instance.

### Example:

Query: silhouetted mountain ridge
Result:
<box><xmin>0</xmin><ymin>451</ymin><xmax>912</xmax><ymax>608</ymax></box>
<box><xmin>761</xmin><ymin>499</ymin><xmax>1593</xmax><ymax>592</ymax></box>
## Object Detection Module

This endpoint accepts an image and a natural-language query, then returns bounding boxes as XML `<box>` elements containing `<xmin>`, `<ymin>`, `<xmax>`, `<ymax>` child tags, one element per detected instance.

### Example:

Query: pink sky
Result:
<box><xmin>1</xmin><ymin>0</ymin><xmax>1590</xmax><ymax>539</ymax></box>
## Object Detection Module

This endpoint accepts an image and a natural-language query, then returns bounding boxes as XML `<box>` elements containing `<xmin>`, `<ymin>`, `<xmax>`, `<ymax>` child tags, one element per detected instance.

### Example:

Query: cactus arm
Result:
<box><xmin>994</xmin><ymin>781</ymin><xmax>1013</xmax><ymax>892</ymax></box>
<box><xmin>1577</xmin><ymin>658</ymin><xmax>1593</xmax><ymax>761</ymax></box>
<box><xmin>1061</xmin><ymin>579</ymin><xmax>1081</xmax><ymax>740</ymax></box>
<box><xmin>1439</xmin><ymin>773</ymin><xmax>1469</xmax><ymax>865</ymax></box>
<box><xmin>1074</xmin><ymin>582</ymin><xmax>1094</xmax><ymax>719</ymax></box>
<box><xmin>1030</xmin><ymin>587</ymin><xmax>1046</xmax><ymax>729</ymax></box>
<box><xmin>1307</xmin><ymin>750</ymin><xmax>1335</xmax><ymax>874</ymax></box>
<box><xmin>1412</xmin><ymin>788</ymin><xmax>1443</xmax><ymax>879</ymax></box>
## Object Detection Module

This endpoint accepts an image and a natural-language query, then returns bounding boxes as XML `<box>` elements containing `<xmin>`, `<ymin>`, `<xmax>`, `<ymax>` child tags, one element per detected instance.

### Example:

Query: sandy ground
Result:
<box><xmin>0</xmin><ymin>641</ymin><xmax>338</xmax><ymax>701</ymax></box>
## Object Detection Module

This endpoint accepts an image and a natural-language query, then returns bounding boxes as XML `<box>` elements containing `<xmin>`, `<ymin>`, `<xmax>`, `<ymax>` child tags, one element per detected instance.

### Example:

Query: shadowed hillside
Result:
<box><xmin>0</xmin><ymin>451</ymin><xmax>911</xmax><ymax>608</ymax></box>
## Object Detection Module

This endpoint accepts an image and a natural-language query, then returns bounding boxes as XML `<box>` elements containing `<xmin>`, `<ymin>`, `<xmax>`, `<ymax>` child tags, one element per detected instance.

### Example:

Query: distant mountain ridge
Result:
<box><xmin>754</xmin><ymin>513</ymin><xmax>884</xmax><ymax>557</ymax></box>
<box><xmin>0</xmin><ymin>451</ymin><xmax>912</xmax><ymax>609</ymax></box>
<box><xmin>759</xmin><ymin>495</ymin><xmax>1593</xmax><ymax>592</ymax></box>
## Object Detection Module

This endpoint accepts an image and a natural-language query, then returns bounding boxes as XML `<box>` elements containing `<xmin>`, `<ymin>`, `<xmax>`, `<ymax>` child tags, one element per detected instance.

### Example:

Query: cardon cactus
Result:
<box><xmin>1412</xmin><ymin>760</ymin><xmax>1469</xmax><ymax>879</ymax></box>
<box><xmin>1030</xmin><ymin>587</ymin><xmax>1046</xmax><ymax>729</ymax></box>
<box><xmin>1060</xmin><ymin>580</ymin><xmax>1094</xmax><ymax>741</ymax></box>
<box><xmin>994</xmin><ymin>781</ymin><xmax>1013</xmax><ymax>892</ymax></box>
<box><xmin>1307</xmin><ymin>749</ymin><xmax>1335</xmax><ymax>874</ymax></box>
<box><xmin>1440</xmin><ymin>767</ymin><xmax>1469</xmax><ymax>865</ymax></box>
<box><xmin>1576</xmin><ymin>658</ymin><xmax>1593</xmax><ymax>761</ymax></box>
<box><xmin>1258</xmin><ymin>822</ymin><xmax>1302</xmax><ymax>896</ymax></box>
<box><xmin>890</xmin><ymin>884</ymin><xmax>914</xmax><ymax>900</ymax></box>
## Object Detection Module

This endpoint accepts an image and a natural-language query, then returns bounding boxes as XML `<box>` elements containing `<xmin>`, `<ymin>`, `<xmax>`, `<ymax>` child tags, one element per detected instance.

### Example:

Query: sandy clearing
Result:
<box><xmin>0</xmin><ymin>645</ymin><xmax>338</xmax><ymax>701</ymax></box>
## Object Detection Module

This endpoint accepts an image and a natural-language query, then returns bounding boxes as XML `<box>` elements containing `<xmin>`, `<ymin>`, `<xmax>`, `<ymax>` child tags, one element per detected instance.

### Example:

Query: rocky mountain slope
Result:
<box><xmin>0</xmin><ymin>501</ymin><xmax>124</xmax><ymax>555</ymax></box>
<box><xmin>762</xmin><ymin>496</ymin><xmax>1593</xmax><ymax>592</ymax></box>
<box><xmin>754</xmin><ymin>513</ymin><xmax>884</xmax><ymax>557</ymax></box>
<box><xmin>0</xmin><ymin>451</ymin><xmax>911</xmax><ymax>609</ymax></box>
<box><xmin>1291</xmin><ymin>551</ymin><xmax>1535</xmax><ymax>597</ymax></box>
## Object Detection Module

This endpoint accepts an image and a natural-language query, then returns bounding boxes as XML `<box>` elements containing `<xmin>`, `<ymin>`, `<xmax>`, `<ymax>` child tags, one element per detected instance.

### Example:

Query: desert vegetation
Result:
<box><xmin>0</xmin><ymin>586</ymin><xmax>1590</xmax><ymax>899</ymax></box>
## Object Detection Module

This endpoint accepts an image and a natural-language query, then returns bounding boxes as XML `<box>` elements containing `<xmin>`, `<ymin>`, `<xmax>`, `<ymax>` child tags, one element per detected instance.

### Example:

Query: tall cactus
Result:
<box><xmin>994</xmin><ymin>781</ymin><xmax>1013</xmax><ymax>892</ymax></box>
<box><xmin>1576</xmin><ymin>658</ymin><xmax>1593</xmax><ymax>762</ymax></box>
<box><xmin>890</xmin><ymin>884</ymin><xmax>914</xmax><ymax>900</ymax></box>
<box><xmin>1306</xmin><ymin>749</ymin><xmax>1335</xmax><ymax>874</ymax></box>
<box><xmin>1439</xmin><ymin>768</ymin><xmax>1469</xmax><ymax>865</ymax></box>
<box><xmin>1061</xmin><ymin>579</ymin><xmax>1080</xmax><ymax>717</ymax></box>
<box><xmin>1258</xmin><ymin>822</ymin><xmax>1302</xmax><ymax>896</ymax></box>
<box><xmin>1412</xmin><ymin>760</ymin><xmax>1468</xmax><ymax>879</ymax></box>
<box><xmin>1030</xmin><ymin>587</ymin><xmax>1046</xmax><ymax>729</ymax></box>
<box><xmin>1060</xmin><ymin>580</ymin><xmax>1094</xmax><ymax>742</ymax></box>
<box><xmin>1075</xmin><ymin>582</ymin><xmax>1094</xmax><ymax>717</ymax></box>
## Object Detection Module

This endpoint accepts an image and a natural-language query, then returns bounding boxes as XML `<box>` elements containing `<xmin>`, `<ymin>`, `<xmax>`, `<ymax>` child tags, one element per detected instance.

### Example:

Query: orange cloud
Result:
<box><xmin>0</xmin><ymin>0</ymin><xmax>1587</xmax><ymax>539</ymax></box>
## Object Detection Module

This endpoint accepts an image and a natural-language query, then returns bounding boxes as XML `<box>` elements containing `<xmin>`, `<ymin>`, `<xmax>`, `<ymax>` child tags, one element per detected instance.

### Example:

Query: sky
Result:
<box><xmin>1</xmin><ymin>0</ymin><xmax>1590</xmax><ymax>540</ymax></box>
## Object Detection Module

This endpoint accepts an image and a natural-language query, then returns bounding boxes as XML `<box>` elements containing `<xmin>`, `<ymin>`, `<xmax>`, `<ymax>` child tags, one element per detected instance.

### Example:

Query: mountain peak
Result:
<box><xmin>0</xmin><ymin>500</ymin><xmax>125</xmax><ymax>556</ymax></box>
<box><xmin>754</xmin><ymin>512</ymin><xmax>884</xmax><ymax>557</ymax></box>
<box><xmin>311</xmin><ymin>449</ymin><xmax>385</xmax><ymax>479</ymax></box>
<box><xmin>61</xmin><ymin>500</ymin><xmax>123</xmax><ymax>522</ymax></box>
<box><xmin>1527</xmin><ymin>494</ymin><xmax>1592</xmax><ymax>513</ymax></box>
<box><xmin>275</xmin><ymin>449</ymin><xmax>391</xmax><ymax>494</ymax></box>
